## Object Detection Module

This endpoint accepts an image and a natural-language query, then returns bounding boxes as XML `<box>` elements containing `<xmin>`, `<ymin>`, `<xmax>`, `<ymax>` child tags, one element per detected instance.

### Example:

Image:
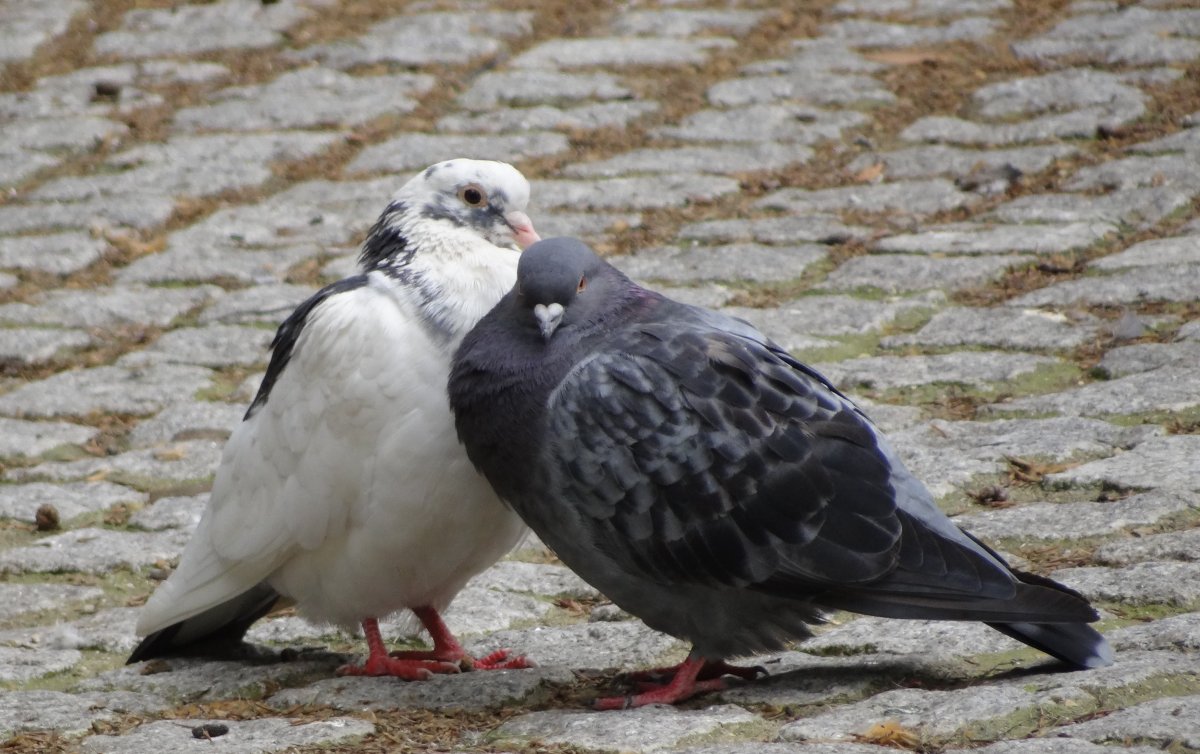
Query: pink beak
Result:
<box><xmin>505</xmin><ymin>210</ymin><xmax>541</xmax><ymax>250</ymax></box>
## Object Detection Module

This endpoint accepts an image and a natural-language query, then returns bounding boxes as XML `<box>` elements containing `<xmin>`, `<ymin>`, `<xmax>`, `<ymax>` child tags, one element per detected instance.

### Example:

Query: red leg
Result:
<box><xmin>387</xmin><ymin>606</ymin><xmax>532</xmax><ymax>671</ymax></box>
<box><xmin>336</xmin><ymin>617</ymin><xmax>460</xmax><ymax>679</ymax></box>
<box><xmin>594</xmin><ymin>654</ymin><xmax>766</xmax><ymax>710</ymax></box>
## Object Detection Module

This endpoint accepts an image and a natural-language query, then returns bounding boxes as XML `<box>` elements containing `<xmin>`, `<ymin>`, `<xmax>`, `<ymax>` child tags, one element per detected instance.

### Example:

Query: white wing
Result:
<box><xmin>137</xmin><ymin>274</ymin><xmax>441</xmax><ymax>635</ymax></box>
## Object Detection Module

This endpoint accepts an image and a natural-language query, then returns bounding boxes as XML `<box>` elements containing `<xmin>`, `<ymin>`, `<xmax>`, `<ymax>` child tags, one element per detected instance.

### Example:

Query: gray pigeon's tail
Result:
<box><xmin>986</xmin><ymin>620</ymin><xmax>1113</xmax><ymax>669</ymax></box>
<box><xmin>127</xmin><ymin>583</ymin><xmax>279</xmax><ymax>664</ymax></box>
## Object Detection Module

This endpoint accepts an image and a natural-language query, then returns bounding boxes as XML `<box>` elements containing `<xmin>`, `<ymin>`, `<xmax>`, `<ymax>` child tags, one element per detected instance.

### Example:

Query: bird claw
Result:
<box><xmin>471</xmin><ymin>648</ymin><xmax>534</xmax><ymax>671</ymax></box>
<box><xmin>336</xmin><ymin>656</ymin><xmax>459</xmax><ymax>680</ymax></box>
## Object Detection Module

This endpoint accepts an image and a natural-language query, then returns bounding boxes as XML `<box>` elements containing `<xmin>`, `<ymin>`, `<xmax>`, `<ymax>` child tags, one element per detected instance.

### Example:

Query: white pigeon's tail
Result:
<box><xmin>127</xmin><ymin>583</ymin><xmax>279</xmax><ymax>664</ymax></box>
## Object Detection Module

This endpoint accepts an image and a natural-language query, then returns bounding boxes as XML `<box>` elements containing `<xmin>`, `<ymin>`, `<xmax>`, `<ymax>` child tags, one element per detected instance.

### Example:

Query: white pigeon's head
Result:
<box><xmin>360</xmin><ymin>159</ymin><xmax>539</xmax><ymax>273</ymax></box>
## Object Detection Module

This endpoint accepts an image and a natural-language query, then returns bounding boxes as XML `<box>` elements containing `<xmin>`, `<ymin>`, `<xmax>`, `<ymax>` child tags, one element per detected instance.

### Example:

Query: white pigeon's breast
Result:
<box><xmin>213</xmin><ymin>277</ymin><xmax>525</xmax><ymax>629</ymax></box>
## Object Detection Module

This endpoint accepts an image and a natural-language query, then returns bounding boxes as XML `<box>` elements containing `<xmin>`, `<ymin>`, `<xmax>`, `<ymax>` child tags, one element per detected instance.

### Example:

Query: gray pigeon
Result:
<box><xmin>130</xmin><ymin>159</ymin><xmax>540</xmax><ymax>678</ymax></box>
<box><xmin>449</xmin><ymin>237</ymin><xmax>1114</xmax><ymax>709</ymax></box>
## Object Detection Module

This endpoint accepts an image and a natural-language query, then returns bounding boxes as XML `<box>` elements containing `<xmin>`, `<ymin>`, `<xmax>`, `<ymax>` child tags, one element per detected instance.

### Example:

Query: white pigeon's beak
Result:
<box><xmin>534</xmin><ymin>302</ymin><xmax>564</xmax><ymax>340</ymax></box>
<box><xmin>505</xmin><ymin>210</ymin><xmax>541</xmax><ymax>250</ymax></box>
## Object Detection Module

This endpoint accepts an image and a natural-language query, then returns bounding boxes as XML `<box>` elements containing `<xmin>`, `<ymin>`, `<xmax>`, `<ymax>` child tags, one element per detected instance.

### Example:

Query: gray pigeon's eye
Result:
<box><xmin>458</xmin><ymin>184</ymin><xmax>487</xmax><ymax>207</ymax></box>
<box><xmin>577</xmin><ymin>276</ymin><xmax>587</xmax><ymax>294</ymax></box>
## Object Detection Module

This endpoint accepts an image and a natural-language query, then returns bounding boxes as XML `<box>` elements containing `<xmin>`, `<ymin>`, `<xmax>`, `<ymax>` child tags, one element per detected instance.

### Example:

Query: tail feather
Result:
<box><xmin>127</xmin><ymin>583</ymin><xmax>279</xmax><ymax>664</ymax></box>
<box><xmin>987</xmin><ymin>620</ymin><xmax>1114</xmax><ymax>669</ymax></box>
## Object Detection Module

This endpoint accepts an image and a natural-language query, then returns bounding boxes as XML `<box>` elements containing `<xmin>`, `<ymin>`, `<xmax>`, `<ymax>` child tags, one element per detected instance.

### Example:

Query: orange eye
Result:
<box><xmin>577</xmin><ymin>276</ymin><xmax>587</xmax><ymax>293</ymax></box>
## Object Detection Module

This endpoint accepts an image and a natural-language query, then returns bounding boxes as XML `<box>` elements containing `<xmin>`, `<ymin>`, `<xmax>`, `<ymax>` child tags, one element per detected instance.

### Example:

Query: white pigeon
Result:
<box><xmin>130</xmin><ymin>159</ymin><xmax>541</xmax><ymax>678</ymax></box>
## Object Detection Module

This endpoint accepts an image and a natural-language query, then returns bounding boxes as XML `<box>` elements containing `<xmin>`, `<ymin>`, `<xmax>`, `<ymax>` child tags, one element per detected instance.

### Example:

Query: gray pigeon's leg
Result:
<box><xmin>387</xmin><ymin>606</ymin><xmax>532</xmax><ymax>671</ymax></box>
<box><xmin>594</xmin><ymin>650</ymin><xmax>764</xmax><ymax>709</ymax></box>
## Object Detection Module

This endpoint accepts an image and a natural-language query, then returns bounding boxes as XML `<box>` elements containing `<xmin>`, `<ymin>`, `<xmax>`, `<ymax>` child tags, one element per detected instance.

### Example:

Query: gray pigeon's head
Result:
<box><xmin>516</xmin><ymin>237</ymin><xmax>623</xmax><ymax>340</ymax></box>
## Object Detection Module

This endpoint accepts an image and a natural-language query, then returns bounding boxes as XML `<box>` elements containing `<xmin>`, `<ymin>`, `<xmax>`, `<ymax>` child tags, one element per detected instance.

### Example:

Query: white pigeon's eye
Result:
<box><xmin>577</xmin><ymin>275</ymin><xmax>587</xmax><ymax>294</ymax></box>
<box><xmin>458</xmin><ymin>184</ymin><xmax>487</xmax><ymax>207</ymax></box>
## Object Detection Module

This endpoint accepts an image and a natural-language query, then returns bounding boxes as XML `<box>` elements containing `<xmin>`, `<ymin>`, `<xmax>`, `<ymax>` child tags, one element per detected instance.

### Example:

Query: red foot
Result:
<box><xmin>336</xmin><ymin>655</ymin><xmax>457</xmax><ymax>679</ymax></box>
<box><xmin>594</xmin><ymin>655</ymin><xmax>767</xmax><ymax>710</ymax></box>
<box><xmin>401</xmin><ymin>606</ymin><xmax>532</xmax><ymax>672</ymax></box>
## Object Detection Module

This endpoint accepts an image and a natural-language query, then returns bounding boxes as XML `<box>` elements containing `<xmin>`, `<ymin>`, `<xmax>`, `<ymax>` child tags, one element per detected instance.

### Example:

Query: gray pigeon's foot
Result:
<box><xmin>594</xmin><ymin>655</ymin><xmax>765</xmax><ymax>710</ymax></box>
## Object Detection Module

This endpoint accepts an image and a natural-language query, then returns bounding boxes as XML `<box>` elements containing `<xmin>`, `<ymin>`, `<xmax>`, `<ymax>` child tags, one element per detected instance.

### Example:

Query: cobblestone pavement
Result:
<box><xmin>2</xmin><ymin>0</ymin><xmax>1199</xmax><ymax>751</ymax></box>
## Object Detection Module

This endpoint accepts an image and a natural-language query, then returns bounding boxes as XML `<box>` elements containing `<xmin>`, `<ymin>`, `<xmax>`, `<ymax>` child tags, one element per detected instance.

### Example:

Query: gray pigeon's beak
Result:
<box><xmin>505</xmin><ymin>210</ymin><xmax>541</xmax><ymax>250</ymax></box>
<box><xmin>534</xmin><ymin>302</ymin><xmax>564</xmax><ymax>340</ymax></box>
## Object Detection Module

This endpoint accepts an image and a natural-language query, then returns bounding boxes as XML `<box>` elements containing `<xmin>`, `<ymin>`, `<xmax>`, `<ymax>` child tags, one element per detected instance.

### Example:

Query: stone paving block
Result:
<box><xmin>823</xmin><ymin>17</ymin><xmax>998</xmax><ymax>46</ymax></box>
<box><xmin>1047</xmin><ymin>435</ymin><xmax>1200</xmax><ymax>492</ymax></box>
<box><xmin>1129</xmin><ymin>126</ymin><xmax>1200</xmax><ymax>155</ymax></box>
<box><xmin>31</xmin><ymin>132</ymin><xmax>341</xmax><ymax>203</ymax></box>
<box><xmin>725</xmin><ymin>292</ymin><xmax>941</xmax><ymax>339</ymax></box>
<box><xmin>681</xmin><ymin>216</ymin><xmax>867</xmax><ymax>245</ymax></box>
<box><xmin>803</xmin><ymin>616</ymin><xmax>1022</xmax><ymax>659</ymax></box>
<box><xmin>83</xmin><ymin>656</ymin><xmax>337</xmax><ymax>703</ymax></box>
<box><xmin>1092</xmin><ymin>235</ymin><xmax>1200</xmax><ymax>270</ymax></box>
<box><xmin>129</xmin><ymin>494</ymin><xmax>207</xmax><ymax>533</ymax></box>
<box><xmin>1054</xmin><ymin>694</ymin><xmax>1200</xmax><ymax>749</ymax></box>
<box><xmin>816</xmin><ymin>351</ymin><xmax>1061</xmax><ymax>391</ymax></box>
<box><xmin>987</xmin><ymin>187</ymin><xmax>1192</xmax><ymax>229</ymax></box>
<box><xmin>1108</xmin><ymin>611</ymin><xmax>1200</xmax><ymax>653</ymax></box>
<box><xmin>173</xmin><ymin>68</ymin><xmax>434</xmax><ymax>133</ymax></box>
<box><xmin>0</xmin><ymin>644</ymin><xmax>82</xmax><ymax>681</ymax></box>
<box><xmin>196</xmin><ymin>283</ymin><xmax>315</xmax><ymax>326</ymax></box>
<box><xmin>270</xmin><ymin>666</ymin><xmax>574</xmax><ymax>713</ymax></box>
<box><xmin>0</xmin><ymin>194</ymin><xmax>177</xmax><ymax>234</ymax></box>
<box><xmin>972</xmin><ymin>69</ymin><xmax>1145</xmax><ymax>120</ymax></box>
<box><xmin>849</xmin><ymin>144</ymin><xmax>1077</xmax><ymax>182</ymax></box>
<box><xmin>457</xmin><ymin>70</ymin><xmax>633</xmax><ymax>110</ymax></box>
<box><xmin>0</xmin><ymin>231</ymin><xmax>106</xmax><ymax>275</ymax></box>
<box><xmin>0</xmin><ymin>0</ymin><xmax>87</xmax><ymax>61</ymax></box>
<box><xmin>882</xmin><ymin>306</ymin><xmax>1101</xmax><ymax>350</ymax></box>
<box><xmin>293</xmin><ymin>11</ymin><xmax>532</xmax><ymax>68</ymax></box>
<box><xmin>2</xmin><ymin>605</ymin><xmax>140</xmax><ymax>654</ymax></box>
<box><xmin>117</xmin><ymin>325</ymin><xmax>273</xmax><ymax>369</ymax></box>
<box><xmin>756</xmin><ymin>179</ymin><xmax>977</xmax><ymax>216</ymax></box>
<box><xmin>749</xmin><ymin>39</ymin><xmax>887</xmax><ymax>75</ymax></box>
<box><xmin>0</xmin><ymin>363</ymin><xmax>215</xmax><ymax>419</ymax></box>
<box><xmin>901</xmin><ymin>105</ymin><xmax>1146</xmax><ymax>146</ymax></box>
<box><xmin>1012</xmin><ymin>7</ymin><xmax>1200</xmax><ymax>66</ymax></box>
<box><xmin>1012</xmin><ymin>264</ymin><xmax>1200</xmax><ymax>307</ymax></box>
<box><xmin>474</xmin><ymin>620</ymin><xmax>684</xmax><ymax>672</ymax></box>
<box><xmin>989</xmin><ymin>366</ymin><xmax>1200</xmax><ymax>418</ymax></box>
<box><xmin>874</xmin><ymin>222</ymin><xmax>1116</xmax><ymax>255</ymax></box>
<box><xmin>119</xmin><ymin>241</ymin><xmax>323</xmax><ymax>286</ymax></box>
<box><xmin>93</xmin><ymin>0</ymin><xmax>322</xmax><ymax>58</ymax></box>
<box><xmin>0</xmin><ymin>150</ymin><xmax>59</xmax><ymax>187</ymax></box>
<box><xmin>533</xmin><ymin>174</ymin><xmax>740</xmax><ymax>211</ymax></box>
<box><xmin>0</xmin><ymin>689</ymin><xmax>166</xmax><ymax>738</ymax></box>
<box><xmin>0</xmin><ymin>526</ymin><xmax>188</xmax><ymax>575</ymax></box>
<box><xmin>533</xmin><ymin>211</ymin><xmax>644</xmax><ymax>245</ymax></box>
<box><xmin>681</xmin><ymin>745</ymin><xmax>887</xmax><ymax>754</ymax></box>
<box><xmin>438</xmin><ymin>100</ymin><xmax>660</xmax><ymax>134</ymax></box>
<box><xmin>0</xmin><ymin>583</ymin><xmax>104</xmax><ymax>622</ymax></box>
<box><xmin>0</xmin><ymin>416</ymin><xmax>96</xmax><ymax>459</ymax></box>
<box><xmin>821</xmin><ymin>253</ymin><xmax>1022</xmax><ymax>294</ymax></box>
<box><xmin>964</xmin><ymin>739</ymin><xmax>1164</xmax><ymax>754</ymax></box>
<box><xmin>128</xmin><ymin>401</ymin><xmax>243</xmax><ymax>448</ymax></box>
<box><xmin>0</xmin><ymin>283</ymin><xmax>220</xmax><ymax>329</ymax></box>
<box><xmin>0</xmin><ymin>480</ymin><xmax>145</xmax><ymax>523</ymax></box>
<box><xmin>612</xmin><ymin>243</ymin><xmax>827</xmax><ymax>284</ymax></box>
<box><xmin>10</xmin><ymin>439</ymin><xmax>224</xmax><ymax>486</ymax></box>
<box><xmin>79</xmin><ymin>716</ymin><xmax>377</xmax><ymax>754</ymax></box>
<box><xmin>494</xmin><ymin>704</ymin><xmax>760</xmax><ymax>754</ymax></box>
<box><xmin>1056</xmin><ymin>561</ymin><xmax>1200</xmax><ymax>606</ymax></box>
<box><xmin>952</xmin><ymin>490</ymin><xmax>1198</xmax><ymax>542</ymax></box>
<box><xmin>1098</xmin><ymin>529</ymin><xmax>1200</xmax><ymax>567</ymax></box>
<box><xmin>514</xmin><ymin>37</ymin><xmax>734</xmax><ymax>69</ymax></box>
<box><xmin>833</xmin><ymin>0</ymin><xmax>1011</xmax><ymax>17</ymax></box>
<box><xmin>655</xmin><ymin>284</ymin><xmax>737</xmax><ymax>310</ymax></box>
<box><xmin>1065</xmin><ymin>154</ymin><xmax>1200</xmax><ymax>192</ymax></box>
<box><xmin>0</xmin><ymin>328</ymin><xmax>93</xmax><ymax>366</ymax></box>
<box><xmin>347</xmin><ymin>132</ymin><xmax>569</xmax><ymax>175</ymax></box>
<box><xmin>779</xmin><ymin>683</ymin><xmax>1090</xmax><ymax>744</ymax></box>
<box><xmin>612</xmin><ymin>9</ymin><xmax>768</xmax><ymax>36</ymax></box>
<box><xmin>468</xmin><ymin>560</ymin><xmax>600</xmax><ymax>601</ymax></box>
<box><xmin>658</xmin><ymin>104</ymin><xmax>869</xmax><ymax>145</ymax></box>
<box><xmin>709</xmin><ymin>70</ymin><xmax>896</xmax><ymax>107</ymax></box>
<box><xmin>1097</xmin><ymin>340</ymin><xmax>1200</xmax><ymax>378</ymax></box>
<box><xmin>564</xmin><ymin>143</ymin><xmax>812</xmax><ymax>178</ymax></box>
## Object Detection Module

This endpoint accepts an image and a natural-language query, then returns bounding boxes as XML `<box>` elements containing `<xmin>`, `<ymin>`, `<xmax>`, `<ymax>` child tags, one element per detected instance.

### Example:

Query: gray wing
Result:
<box><xmin>541</xmin><ymin>320</ymin><xmax>1019</xmax><ymax>604</ymax></box>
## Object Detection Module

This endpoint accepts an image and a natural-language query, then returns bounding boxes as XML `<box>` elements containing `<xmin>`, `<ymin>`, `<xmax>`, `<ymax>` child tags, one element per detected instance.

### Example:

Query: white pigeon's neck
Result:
<box><xmin>377</xmin><ymin>219</ymin><xmax>520</xmax><ymax>340</ymax></box>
